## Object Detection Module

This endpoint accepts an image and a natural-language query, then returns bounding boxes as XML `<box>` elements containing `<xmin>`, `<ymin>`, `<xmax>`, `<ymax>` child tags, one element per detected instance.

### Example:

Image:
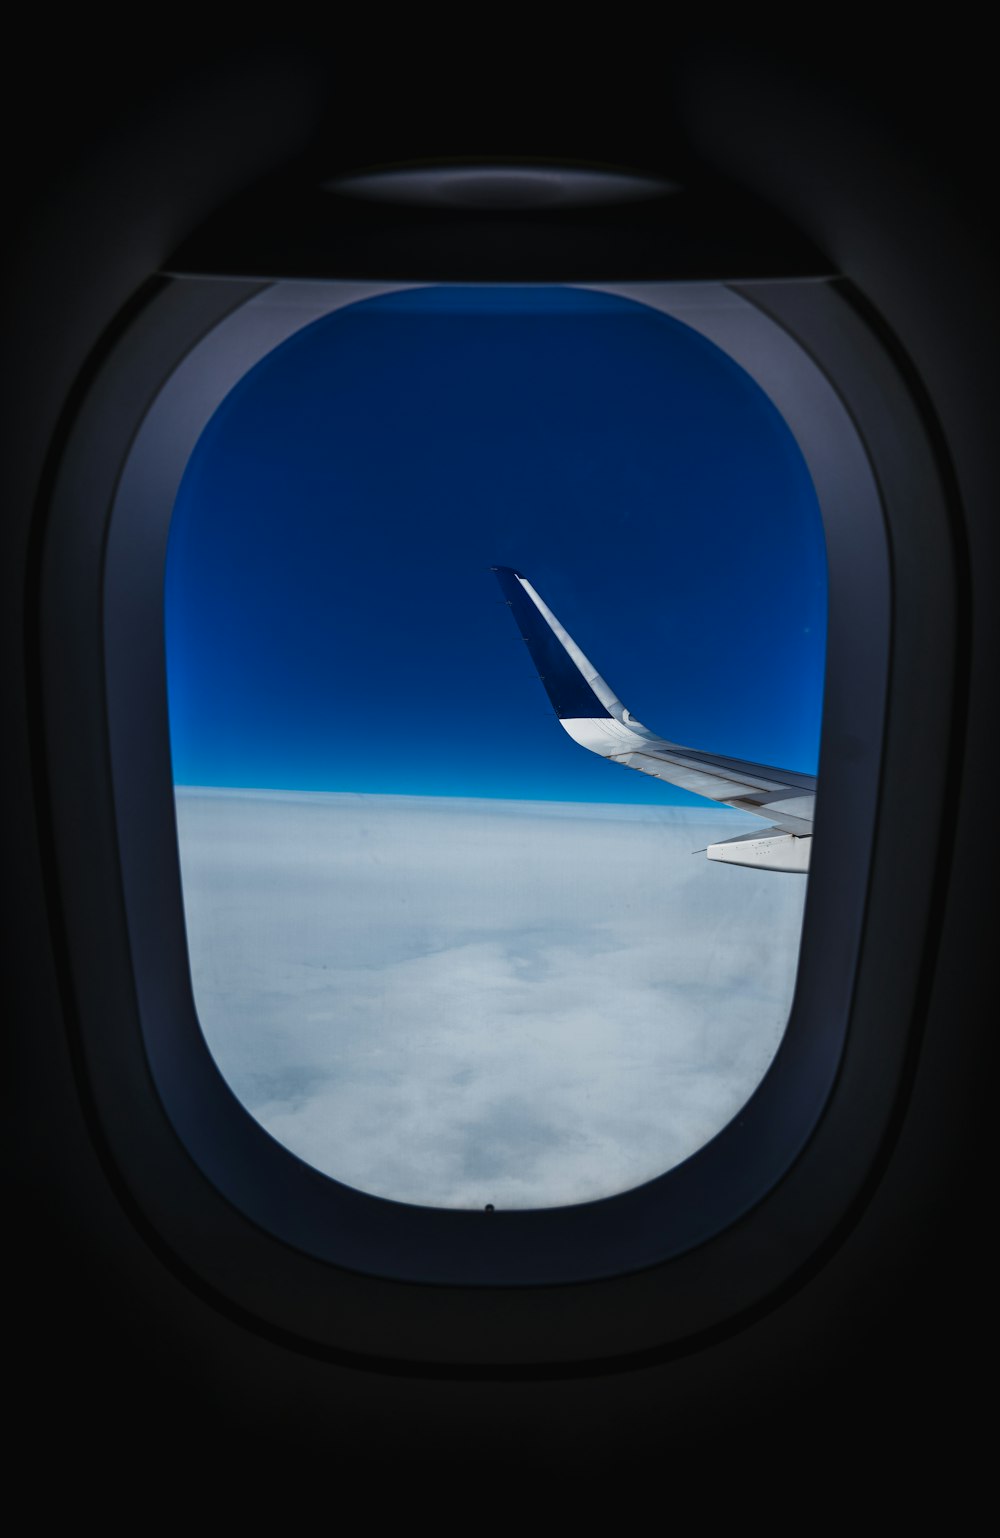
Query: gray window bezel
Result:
<box><xmin>38</xmin><ymin>273</ymin><xmax>955</xmax><ymax>1365</ymax></box>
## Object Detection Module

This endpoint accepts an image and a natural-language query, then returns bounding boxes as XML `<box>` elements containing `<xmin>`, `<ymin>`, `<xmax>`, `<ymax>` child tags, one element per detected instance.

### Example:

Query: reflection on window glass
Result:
<box><xmin>165</xmin><ymin>286</ymin><xmax>826</xmax><ymax>1209</ymax></box>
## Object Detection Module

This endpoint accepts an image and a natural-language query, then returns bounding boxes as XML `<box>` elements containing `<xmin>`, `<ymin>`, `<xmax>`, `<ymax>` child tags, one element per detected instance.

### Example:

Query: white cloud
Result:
<box><xmin>176</xmin><ymin>790</ymin><xmax>807</xmax><ymax>1209</ymax></box>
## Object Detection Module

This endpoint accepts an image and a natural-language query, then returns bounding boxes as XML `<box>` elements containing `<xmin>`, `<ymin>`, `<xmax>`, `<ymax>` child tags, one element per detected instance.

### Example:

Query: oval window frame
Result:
<box><xmin>38</xmin><ymin>271</ymin><xmax>956</xmax><ymax>1365</ymax></box>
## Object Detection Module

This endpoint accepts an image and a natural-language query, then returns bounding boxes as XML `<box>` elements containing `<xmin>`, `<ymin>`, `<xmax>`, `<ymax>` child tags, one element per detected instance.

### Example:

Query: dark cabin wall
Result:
<box><xmin>3</xmin><ymin>36</ymin><xmax>992</xmax><ymax>1488</ymax></box>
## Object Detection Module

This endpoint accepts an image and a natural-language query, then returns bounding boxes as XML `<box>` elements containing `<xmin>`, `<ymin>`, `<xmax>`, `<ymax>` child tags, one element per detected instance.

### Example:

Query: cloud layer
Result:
<box><xmin>176</xmin><ymin>790</ymin><xmax>807</xmax><ymax>1209</ymax></box>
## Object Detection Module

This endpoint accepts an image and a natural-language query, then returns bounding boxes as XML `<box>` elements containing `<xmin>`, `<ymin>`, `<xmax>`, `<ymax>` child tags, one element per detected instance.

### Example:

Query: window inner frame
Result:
<box><xmin>36</xmin><ymin>268</ymin><xmax>955</xmax><ymax>1362</ymax></box>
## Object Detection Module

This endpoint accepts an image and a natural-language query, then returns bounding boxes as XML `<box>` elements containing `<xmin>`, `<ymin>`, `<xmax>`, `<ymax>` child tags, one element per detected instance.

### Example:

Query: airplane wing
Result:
<box><xmin>492</xmin><ymin>566</ymin><xmax>815</xmax><ymax>872</ymax></box>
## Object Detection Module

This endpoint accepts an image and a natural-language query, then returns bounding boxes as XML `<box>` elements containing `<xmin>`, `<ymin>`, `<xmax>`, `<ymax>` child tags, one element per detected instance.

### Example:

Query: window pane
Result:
<box><xmin>166</xmin><ymin>285</ymin><xmax>826</xmax><ymax>1209</ymax></box>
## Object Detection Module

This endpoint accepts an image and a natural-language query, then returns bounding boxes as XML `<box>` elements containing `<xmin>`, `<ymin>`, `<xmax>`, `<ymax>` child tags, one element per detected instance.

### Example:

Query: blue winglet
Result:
<box><xmin>492</xmin><ymin>567</ymin><xmax>611</xmax><ymax>719</ymax></box>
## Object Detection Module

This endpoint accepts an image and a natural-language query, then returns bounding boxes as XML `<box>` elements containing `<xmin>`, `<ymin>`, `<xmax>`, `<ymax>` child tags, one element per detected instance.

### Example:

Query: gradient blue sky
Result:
<box><xmin>165</xmin><ymin>286</ymin><xmax>827</xmax><ymax>804</ymax></box>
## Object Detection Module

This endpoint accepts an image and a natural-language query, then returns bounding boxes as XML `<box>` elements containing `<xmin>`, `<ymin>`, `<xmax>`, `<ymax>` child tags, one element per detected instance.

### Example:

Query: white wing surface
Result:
<box><xmin>492</xmin><ymin>567</ymin><xmax>815</xmax><ymax>873</ymax></box>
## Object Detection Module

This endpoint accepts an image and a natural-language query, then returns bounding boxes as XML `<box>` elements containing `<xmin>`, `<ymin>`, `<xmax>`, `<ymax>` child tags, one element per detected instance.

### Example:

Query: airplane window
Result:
<box><xmin>164</xmin><ymin>284</ymin><xmax>826</xmax><ymax>1210</ymax></box>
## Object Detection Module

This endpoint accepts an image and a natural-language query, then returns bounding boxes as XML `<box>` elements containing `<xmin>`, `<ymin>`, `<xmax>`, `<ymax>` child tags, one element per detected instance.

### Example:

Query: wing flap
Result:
<box><xmin>608</xmin><ymin>750</ymin><xmax>770</xmax><ymax>801</ymax></box>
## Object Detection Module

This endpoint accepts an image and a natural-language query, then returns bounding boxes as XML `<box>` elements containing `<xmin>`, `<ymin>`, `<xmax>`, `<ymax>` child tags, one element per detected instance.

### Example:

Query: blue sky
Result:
<box><xmin>165</xmin><ymin>285</ymin><xmax>827</xmax><ymax>804</ymax></box>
